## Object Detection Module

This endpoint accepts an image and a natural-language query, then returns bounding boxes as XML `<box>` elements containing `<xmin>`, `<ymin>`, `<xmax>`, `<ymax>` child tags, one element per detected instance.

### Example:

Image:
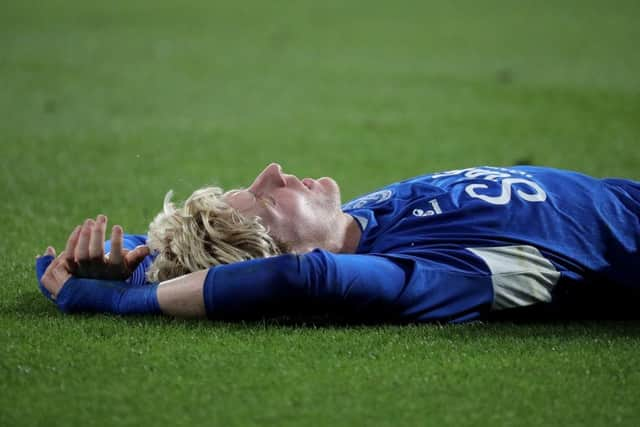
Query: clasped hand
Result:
<box><xmin>38</xmin><ymin>215</ymin><xmax>150</xmax><ymax>299</ymax></box>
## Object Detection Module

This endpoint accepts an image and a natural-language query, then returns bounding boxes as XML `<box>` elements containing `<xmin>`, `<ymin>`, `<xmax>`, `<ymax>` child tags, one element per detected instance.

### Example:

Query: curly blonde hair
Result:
<box><xmin>146</xmin><ymin>187</ymin><xmax>286</xmax><ymax>282</ymax></box>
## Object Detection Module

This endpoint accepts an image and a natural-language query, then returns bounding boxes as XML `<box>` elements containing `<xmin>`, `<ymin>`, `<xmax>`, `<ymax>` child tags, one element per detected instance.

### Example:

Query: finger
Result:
<box><xmin>109</xmin><ymin>225</ymin><xmax>124</xmax><ymax>265</ymax></box>
<box><xmin>124</xmin><ymin>245</ymin><xmax>150</xmax><ymax>269</ymax></box>
<box><xmin>35</xmin><ymin>251</ymin><xmax>56</xmax><ymax>284</ymax></box>
<box><xmin>41</xmin><ymin>252</ymin><xmax>73</xmax><ymax>299</ymax></box>
<box><xmin>89</xmin><ymin>214</ymin><xmax>107</xmax><ymax>260</ymax></box>
<box><xmin>75</xmin><ymin>219</ymin><xmax>94</xmax><ymax>262</ymax></box>
<box><xmin>36</xmin><ymin>246</ymin><xmax>56</xmax><ymax>260</ymax></box>
<box><xmin>63</xmin><ymin>226</ymin><xmax>81</xmax><ymax>263</ymax></box>
<box><xmin>44</xmin><ymin>251</ymin><xmax>64</xmax><ymax>272</ymax></box>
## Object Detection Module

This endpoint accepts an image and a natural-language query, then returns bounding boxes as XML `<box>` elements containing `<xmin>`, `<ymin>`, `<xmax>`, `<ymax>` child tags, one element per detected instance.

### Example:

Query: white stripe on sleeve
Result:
<box><xmin>467</xmin><ymin>245</ymin><xmax>561</xmax><ymax>311</ymax></box>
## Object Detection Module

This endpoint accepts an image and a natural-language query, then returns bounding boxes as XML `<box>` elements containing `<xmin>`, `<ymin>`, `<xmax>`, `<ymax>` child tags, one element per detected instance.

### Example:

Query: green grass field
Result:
<box><xmin>2</xmin><ymin>0</ymin><xmax>639</xmax><ymax>425</ymax></box>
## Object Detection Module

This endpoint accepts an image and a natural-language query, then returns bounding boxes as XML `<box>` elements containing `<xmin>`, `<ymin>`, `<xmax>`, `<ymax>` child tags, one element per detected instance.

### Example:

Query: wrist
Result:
<box><xmin>56</xmin><ymin>277</ymin><xmax>160</xmax><ymax>315</ymax></box>
<box><xmin>35</xmin><ymin>255</ymin><xmax>70</xmax><ymax>301</ymax></box>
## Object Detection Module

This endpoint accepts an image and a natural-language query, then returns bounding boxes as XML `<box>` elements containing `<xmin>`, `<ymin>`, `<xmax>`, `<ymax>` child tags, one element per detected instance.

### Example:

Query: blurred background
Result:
<box><xmin>2</xmin><ymin>2</ymin><xmax>640</xmax><ymax>425</ymax></box>
<box><xmin>2</xmin><ymin>0</ymin><xmax>639</xmax><ymax>252</ymax></box>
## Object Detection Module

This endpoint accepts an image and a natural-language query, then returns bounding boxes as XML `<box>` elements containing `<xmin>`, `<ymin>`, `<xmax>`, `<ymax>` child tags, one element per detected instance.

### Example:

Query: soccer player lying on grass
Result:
<box><xmin>36</xmin><ymin>164</ymin><xmax>640</xmax><ymax>323</ymax></box>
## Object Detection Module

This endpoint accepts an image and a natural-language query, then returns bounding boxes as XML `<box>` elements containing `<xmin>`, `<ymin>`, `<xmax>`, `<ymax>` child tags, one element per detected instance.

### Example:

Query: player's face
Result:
<box><xmin>225</xmin><ymin>163</ymin><xmax>343</xmax><ymax>251</ymax></box>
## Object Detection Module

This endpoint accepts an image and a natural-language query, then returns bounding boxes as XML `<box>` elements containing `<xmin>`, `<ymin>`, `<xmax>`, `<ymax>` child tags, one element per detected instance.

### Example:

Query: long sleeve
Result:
<box><xmin>203</xmin><ymin>250</ymin><xmax>407</xmax><ymax>320</ymax></box>
<box><xmin>203</xmin><ymin>249</ymin><xmax>493</xmax><ymax>323</ymax></box>
<box><xmin>36</xmin><ymin>247</ymin><xmax>492</xmax><ymax>321</ymax></box>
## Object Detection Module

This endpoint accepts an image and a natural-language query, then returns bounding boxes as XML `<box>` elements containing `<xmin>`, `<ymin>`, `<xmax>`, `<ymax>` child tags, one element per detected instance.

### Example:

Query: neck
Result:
<box><xmin>292</xmin><ymin>212</ymin><xmax>361</xmax><ymax>255</ymax></box>
<box><xmin>336</xmin><ymin>212</ymin><xmax>362</xmax><ymax>253</ymax></box>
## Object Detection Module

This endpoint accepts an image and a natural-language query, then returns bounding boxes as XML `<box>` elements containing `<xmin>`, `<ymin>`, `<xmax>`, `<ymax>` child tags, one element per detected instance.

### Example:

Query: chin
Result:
<box><xmin>318</xmin><ymin>177</ymin><xmax>338</xmax><ymax>192</ymax></box>
<box><xmin>318</xmin><ymin>177</ymin><xmax>342</xmax><ymax>205</ymax></box>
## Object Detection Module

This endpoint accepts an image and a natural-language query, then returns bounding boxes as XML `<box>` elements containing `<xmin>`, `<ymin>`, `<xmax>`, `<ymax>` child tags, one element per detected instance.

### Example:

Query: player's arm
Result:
<box><xmin>37</xmin><ymin>246</ymin><xmax>492</xmax><ymax>322</ymax></box>
<box><xmin>201</xmin><ymin>250</ymin><xmax>492</xmax><ymax>322</ymax></box>
<box><xmin>200</xmin><ymin>250</ymin><xmax>411</xmax><ymax>320</ymax></box>
<box><xmin>36</xmin><ymin>249</ymin><xmax>410</xmax><ymax>320</ymax></box>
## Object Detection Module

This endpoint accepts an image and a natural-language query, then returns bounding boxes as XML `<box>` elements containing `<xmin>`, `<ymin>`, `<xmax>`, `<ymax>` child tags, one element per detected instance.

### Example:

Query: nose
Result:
<box><xmin>249</xmin><ymin>163</ymin><xmax>286</xmax><ymax>193</ymax></box>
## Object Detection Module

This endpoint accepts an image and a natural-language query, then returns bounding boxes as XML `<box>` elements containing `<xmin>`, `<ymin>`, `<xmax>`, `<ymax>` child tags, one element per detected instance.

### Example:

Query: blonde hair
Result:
<box><xmin>146</xmin><ymin>187</ymin><xmax>286</xmax><ymax>282</ymax></box>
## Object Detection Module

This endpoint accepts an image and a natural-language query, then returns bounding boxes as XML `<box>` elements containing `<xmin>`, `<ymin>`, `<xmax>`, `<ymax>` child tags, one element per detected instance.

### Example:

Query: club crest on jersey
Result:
<box><xmin>343</xmin><ymin>189</ymin><xmax>393</xmax><ymax>209</ymax></box>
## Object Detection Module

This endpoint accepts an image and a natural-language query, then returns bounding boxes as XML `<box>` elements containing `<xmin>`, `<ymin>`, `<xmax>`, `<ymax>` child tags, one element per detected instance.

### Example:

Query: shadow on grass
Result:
<box><xmin>8</xmin><ymin>289</ymin><xmax>640</xmax><ymax>339</ymax></box>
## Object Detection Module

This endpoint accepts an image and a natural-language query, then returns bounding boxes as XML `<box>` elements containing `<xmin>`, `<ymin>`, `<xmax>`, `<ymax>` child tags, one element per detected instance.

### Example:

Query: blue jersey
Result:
<box><xmin>125</xmin><ymin>166</ymin><xmax>640</xmax><ymax>322</ymax></box>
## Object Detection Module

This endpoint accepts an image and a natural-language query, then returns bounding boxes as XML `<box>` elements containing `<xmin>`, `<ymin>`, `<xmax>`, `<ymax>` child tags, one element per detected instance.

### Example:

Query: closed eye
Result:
<box><xmin>226</xmin><ymin>189</ymin><xmax>276</xmax><ymax>211</ymax></box>
<box><xmin>251</xmin><ymin>190</ymin><xmax>276</xmax><ymax>208</ymax></box>
<box><xmin>225</xmin><ymin>189</ymin><xmax>257</xmax><ymax>211</ymax></box>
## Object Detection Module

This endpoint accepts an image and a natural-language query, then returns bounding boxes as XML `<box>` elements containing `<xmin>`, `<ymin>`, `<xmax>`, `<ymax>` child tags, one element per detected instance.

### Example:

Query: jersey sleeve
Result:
<box><xmin>203</xmin><ymin>249</ymin><xmax>494</xmax><ymax>323</ymax></box>
<box><xmin>104</xmin><ymin>234</ymin><xmax>154</xmax><ymax>286</ymax></box>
